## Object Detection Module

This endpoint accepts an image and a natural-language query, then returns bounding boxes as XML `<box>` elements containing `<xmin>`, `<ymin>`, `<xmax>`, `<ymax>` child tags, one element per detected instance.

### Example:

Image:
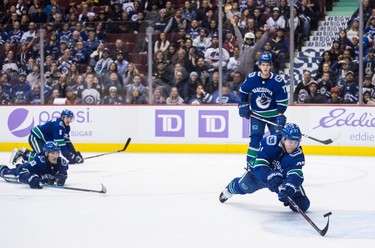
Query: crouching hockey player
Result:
<box><xmin>219</xmin><ymin>123</ymin><xmax>310</xmax><ymax>212</ymax></box>
<box><xmin>10</xmin><ymin>109</ymin><xmax>84</xmax><ymax>165</ymax></box>
<box><xmin>0</xmin><ymin>141</ymin><xmax>68</xmax><ymax>189</ymax></box>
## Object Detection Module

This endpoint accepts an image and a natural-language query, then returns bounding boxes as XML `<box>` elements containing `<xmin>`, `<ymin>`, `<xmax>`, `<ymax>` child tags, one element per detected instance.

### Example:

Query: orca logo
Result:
<box><xmin>8</xmin><ymin>108</ymin><xmax>34</xmax><ymax>137</ymax></box>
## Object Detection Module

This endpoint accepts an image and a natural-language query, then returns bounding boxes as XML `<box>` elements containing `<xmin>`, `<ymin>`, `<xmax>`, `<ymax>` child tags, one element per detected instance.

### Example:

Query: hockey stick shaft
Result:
<box><xmin>84</xmin><ymin>138</ymin><xmax>131</xmax><ymax>160</ymax></box>
<box><xmin>46</xmin><ymin>183</ymin><xmax>107</xmax><ymax>194</ymax></box>
<box><xmin>286</xmin><ymin>196</ymin><xmax>331</xmax><ymax>236</ymax></box>
<box><xmin>249</xmin><ymin>114</ymin><xmax>333</xmax><ymax>145</ymax></box>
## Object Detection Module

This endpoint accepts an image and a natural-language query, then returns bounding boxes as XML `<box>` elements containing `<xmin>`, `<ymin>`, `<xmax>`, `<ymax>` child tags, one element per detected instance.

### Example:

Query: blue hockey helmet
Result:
<box><xmin>258</xmin><ymin>53</ymin><xmax>272</xmax><ymax>65</ymax></box>
<box><xmin>282</xmin><ymin>123</ymin><xmax>302</xmax><ymax>141</ymax></box>
<box><xmin>43</xmin><ymin>141</ymin><xmax>60</xmax><ymax>153</ymax></box>
<box><xmin>61</xmin><ymin>109</ymin><xmax>74</xmax><ymax>118</ymax></box>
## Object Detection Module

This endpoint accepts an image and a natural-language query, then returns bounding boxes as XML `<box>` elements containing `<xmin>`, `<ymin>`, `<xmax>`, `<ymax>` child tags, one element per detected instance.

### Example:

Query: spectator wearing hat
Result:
<box><xmin>12</xmin><ymin>71</ymin><xmax>31</xmax><ymax>103</ymax></box>
<box><xmin>266</xmin><ymin>7</ymin><xmax>286</xmax><ymax>31</ymax></box>
<box><xmin>114</xmin><ymin>50</ymin><xmax>129</xmax><ymax>76</ymax></box>
<box><xmin>340</xmin><ymin>71</ymin><xmax>359</xmax><ymax>103</ymax></box>
<box><xmin>110</xmin><ymin>39</ymin><xmax>130</xmax><ymax>61</ymax></box>
<box><xmin>363</xmin><ymin>75</ymin><xmax>375</xmax><ymax>97</ymax></box>
<box><xmin>230</xmin><ymin>17</ymin><xmax>271</xmax><ymax>76</ymax></box>
<box><xmin>211</xmin><ymin>83</ymin><xmax>240</xmax><ymax>104</ymax></box>
<box><xmin>326</xmin><ymin>86</ymin><xmax>344</xmax><ymax>103</ymax></box>
<box><xmin>304</xmin><ymin>81</ymin><xmax>324</xmax><ymax>103</ymax></box>
<box><xmin>269</xmin><ymin>27</ymin><xmax>288</xmax><ymax>73</ymax></box>
<box><xmin>94</xmin><ymin>47</ymin><xmax>113</xmax><ymax>76</ymax></box>
<box><xmin>101</xmin><ymin>86</ymin><xmax>124</xmax><ymax>105</ymax></box>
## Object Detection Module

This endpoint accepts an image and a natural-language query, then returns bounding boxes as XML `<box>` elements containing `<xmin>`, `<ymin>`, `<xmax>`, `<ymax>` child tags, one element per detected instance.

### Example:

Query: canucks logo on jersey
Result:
<box><xmin>256</xmin><ymin>93</ymin><xmax>272</xmax><ymax>109</ymax></box>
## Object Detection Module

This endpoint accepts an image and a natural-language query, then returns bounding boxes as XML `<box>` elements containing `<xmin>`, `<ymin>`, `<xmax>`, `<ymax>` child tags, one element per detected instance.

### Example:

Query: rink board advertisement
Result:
<box><xmin>0</xmin><ymin>105</ymin><xmax>374</xmax><ymax>156</ymax></box>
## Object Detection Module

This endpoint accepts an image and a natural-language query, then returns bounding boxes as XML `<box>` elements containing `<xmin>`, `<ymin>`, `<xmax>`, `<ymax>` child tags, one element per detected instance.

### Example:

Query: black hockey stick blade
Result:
<box><xmin>84</xmin><ymin>138</ymin><xmax>131</xmax><ymax>160</ymax></box>
<box><xmin>287</xmin><ymin>196</ymin><xmax>331</xmax><ymax>236</ymax></box>
<box><xmin>46</xmin><ymin>183</ymin><xmax>107</xmax><ymax>194</ymax></box>
<box><xmin>302</xmin><ymin>134</ymin><xmax>333</xmax><ymax>145</ymax></box>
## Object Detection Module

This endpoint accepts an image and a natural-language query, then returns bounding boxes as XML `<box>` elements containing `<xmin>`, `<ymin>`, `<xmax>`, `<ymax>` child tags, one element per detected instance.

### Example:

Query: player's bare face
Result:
<box><xmin>47</xmin><ymin>151</ymin><xmax>59</xmax><ymax>164</ymax></box>
<box><xmin>62</xmin><ymin>116</ymin><xmax>72</xmax><ymax>126</ymax></box>
<box><xmin>259</xmin><ymin>62</ymin><xmax>271</xmax><ymax>77</ymax></box>
<box><xmin>283</xmin><ymin>139</ymin><xmax>299</xmax><ymax>154</ymax></box>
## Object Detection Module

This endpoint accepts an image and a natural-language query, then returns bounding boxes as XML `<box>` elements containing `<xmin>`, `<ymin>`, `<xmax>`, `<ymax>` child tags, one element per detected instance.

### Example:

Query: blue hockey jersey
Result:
<box><xmin>250</xmin><ymin>134</ymin><xmax>305</xmax><ymax>190</ymax></box>
<box><xmin>239</xmin><ymin>71</ymin><xmax>288</xmax><ymax>118</ymax></box>
<box><xmin>17</xmin><ymin>152</ymin><xmax>69</xmax><ymax>185</ymax></box>
<box><xmin>30</xmin><ymin>118</ymin><xmax>76</xmax><ymax>158</ymax></box>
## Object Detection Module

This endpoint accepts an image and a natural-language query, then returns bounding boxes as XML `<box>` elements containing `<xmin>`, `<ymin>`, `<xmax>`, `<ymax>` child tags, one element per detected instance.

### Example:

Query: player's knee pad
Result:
<box><xmin>289</xmin><ymin>195</ymin><xmax>310</xmax><ymax>213</ymax></box>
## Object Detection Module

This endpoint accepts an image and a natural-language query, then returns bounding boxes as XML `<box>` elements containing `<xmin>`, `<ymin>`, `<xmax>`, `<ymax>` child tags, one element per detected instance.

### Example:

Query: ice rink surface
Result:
<box><xmin>1</xmin><ymin>152</ymin><xmax>375</xmax><ymax>248</ymax></box>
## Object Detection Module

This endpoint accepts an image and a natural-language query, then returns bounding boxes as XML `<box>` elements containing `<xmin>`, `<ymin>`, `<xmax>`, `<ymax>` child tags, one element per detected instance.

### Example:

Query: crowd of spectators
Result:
<box><xmin>0</xmin><ymin>0</ymin><xmax>373</xmax><ymax>105</ymax></box>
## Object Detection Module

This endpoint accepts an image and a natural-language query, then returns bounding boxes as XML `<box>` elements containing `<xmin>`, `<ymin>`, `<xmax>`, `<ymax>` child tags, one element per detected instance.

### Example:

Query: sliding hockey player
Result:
<box><xmin>1</xmin><ymin>141</ymin><xmax>68</xmax><ymax>189</ymax></box>
<box><xmin>238</xmin><ymin>53</ymin><xmax>288</xmax><ymax>166</ymax></box>
<box><xmin>10</xmin><ymin>109</ymin><xmax>84</xmax><ymax>165</ymax></box>
<box><xmin>219</xmin><ymin>123</ymin><xmax>310</xmax><ymax>212</ymax></box>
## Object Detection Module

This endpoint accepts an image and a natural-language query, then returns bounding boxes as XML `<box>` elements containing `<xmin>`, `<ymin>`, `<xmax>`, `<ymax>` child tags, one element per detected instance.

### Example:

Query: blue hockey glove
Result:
<box><xmin>278</xmin><ymin>183</ymin><xmax>297</xmax><ymax>204</ymax></box>
<box><xmin>238</xmin><ymin>102</ymin><xmax>250</xmax><ymax>119</ymax></box>
<box><xmin>276</xmin><ymin>114</ymin><xmax>287</xmax><ymax>133</ymax></box>
<box><xmin>267</xmin><ymin>171</ymin><xmax>283</xmax><ymax>193</ymax></box>
<box><xmin>55</xmin><ymin>173</ymin><xmax>67</xmax><ymax>186</ymax></box>
<box><xmin>28</xmin><ymin>175</ymin><xmax>43</xmax><ymax>189</ymax></box>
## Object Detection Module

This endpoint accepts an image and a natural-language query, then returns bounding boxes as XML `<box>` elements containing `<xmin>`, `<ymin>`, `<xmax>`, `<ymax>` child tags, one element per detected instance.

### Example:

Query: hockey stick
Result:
<box><xmin>84</xmin><ymin>138</ymin><xmax>131</xmax><ymax>160</ymax></box>
<box><xmin>46</xmin><ymin>183</ymin><xmax>107</xmax><ymax>194</ymax></box>
<box><xmin>249</xmin><ymin>114</ymin><xmax>333</xmax><ymax>145</ymax></box>
<box><xmin>286</xmin><ymin>196</ymin><xmax>332</xmax><ymax>236</ymax></box>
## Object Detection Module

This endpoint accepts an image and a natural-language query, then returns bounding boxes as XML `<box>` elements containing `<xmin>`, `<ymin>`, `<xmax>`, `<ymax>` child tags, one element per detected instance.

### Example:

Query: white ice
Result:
<box><xmin>0</xmin><ymin>152</ymin><xmax>375</xmax><ymax>248</ymax></box>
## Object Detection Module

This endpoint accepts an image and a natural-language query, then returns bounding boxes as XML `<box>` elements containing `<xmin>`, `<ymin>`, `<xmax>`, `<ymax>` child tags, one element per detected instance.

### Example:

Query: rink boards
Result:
<box><xmin>0</xmin><ymin>104</ymin><xmax>374</xmax><ymax>156</ymax></box>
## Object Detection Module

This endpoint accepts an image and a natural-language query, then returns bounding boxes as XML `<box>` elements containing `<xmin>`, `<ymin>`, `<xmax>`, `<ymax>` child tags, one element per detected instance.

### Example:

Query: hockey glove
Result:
<box><xmin>55</xmin><ymin>173</ymin><xmax>67</xmax><ymax>186</ymax></box>
<box><xmin>267</xmin><ymin>171</ymin><xmax>283</xmax><ymax>193</ymax></box>
<box><xmin>278</xmin><ymin>183</ymin><xmax>297</xmax><ymax>205</ymax></box>
<box><xmin>28</xmin><ymin>175</ymin><xmax>43</xmax><ymax>189</ymax></box>
<box><xmin>238</xmin><ymin>102</ymin><xmax>250</xmax><ymax>119</ymax></box>
<box><xmin>276</xmin><ymin>114</ymin><xmax>287</xmax><ymax>133</ymax></box>
<box><xmin>75</xmin><ymin>151</ymin><xmax>84</xmax><ymax>164</ymax></box>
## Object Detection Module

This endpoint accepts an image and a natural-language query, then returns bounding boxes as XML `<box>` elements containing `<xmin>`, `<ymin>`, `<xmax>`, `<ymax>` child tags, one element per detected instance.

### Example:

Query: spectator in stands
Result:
<box><xmin>266</xmin><ymin>7</ymin><xmax>286</xmax><ymax>30</ymax></box>
<box><xmin>193</xmin><ymin>28</ymin><xmax>211</xmax><ymax>55</ymax></box>
<box><xmin>44</xmin><ymin>0</ymin><xmax>61</xmax><ymax>16</ymax></box>
<box><xmin>173</xmin><ymin>48</ymin><xmax>194</xmax><ymax>74</ymax></box>
<box><xmin>2</xmin><ymin>50</ymin><xmax>18</xmax><ymax>73</ymax></box>
<box><xmin>303</xmin><ymin>81</ymin><xmax>324</xmax><ymax>103</ymax></box>
<box><xmin>298</xmin><ymin>0</ymin><xmax>314</xmax><ymax>40</ymax></box>
<box><xmin>316</xmin><ymin>72</ymin><xmax>334</xmax><ymax>101</ymax></box>
<box><xmin>346</xmin><ymin>18</ymin><xmax>359</xmax><ymax>41</ymax></box>
<box><xmin>111</xmin><ymin>39</ymin><xmax>130</xmax><ymax>61</ymax></box>
<box><xmin>71</xmin><ymin>40</ymin><xmax>88</xmax><ymax>65</ymax></box>
<box><xmin>223</xmin><ymin>29</ymin><xmax>237</xmax><ymax>57</ymax></box>
<box><xmin>101</xmin><ymin>86</ymin><xmax>124</xmax><ymax>104</ymax></box>
<box><xmin>154</xmin><ymin>32</ymin><xmax>171</xmax><ymax>53</ymax></box>
<box><xmin>123</xmin><ymin>63</ymin><xmax>140</xmax><ymax>87</ymax></box>
<box><xmin>186</xmin><ymin>19</ymin><xmax>200</xmax><ymax>40</ymax></box>
<box><xmin>340</xmin><ymin>71</ymin><xmax>359</xmax><ymax>104</ymax></box>
<box><xmin>164</xmin><ymin>45</ymin><xmax>178</xmax><ymax>67</ymax></box>
<box><xmin>332</xmin><ymin>58</ymin><xmax>352</xmax><ymax>87</ymax></box>
<box><xmin>0</xmin><ymin>83</ymin><xmax>11</xmax><ymax>104</ymax></box>
<box><xmin>57</xmin><ymin>48</ymin><xmax>73</xmax><ymax>75</ymax></box>
<box><xmin>94</xmin><ymin>47</ymin><xmax>113</xmax><ymax>77</ymax></box>
<box><xmin>170</xmin><ymin>68</ymin><xmax>188</xmax><ymax>99</ymax></box>
<box><xmin>150</xmin><ymin>86</ymin><xmax>166</xmax><ymax>104</ymax></box>
<box><xmin>71</xmin><ymin>74</ymin><xmax>85</xmax><ymax>97</ymax></box>
<box><xmin>205</xmin><ymin>71</ymin><xmax>220</xmax><ymax>94</ymax></box>
<box><xmin>103</xmin><ymin>72</ymin><xmax>123</xmax><ymax>96</ymax></box>
<box><xmin>294</xmin><ymin>70</ymin><xmax>313</xmax><ymax>103</ymax></box>
<box><xmin>166</xmin><ymin>86</ymin><xmax>184</xmax><ymax>104</ymax></box>
<box><xmin>47</xmin><ymin>88</ymin><xmax>61</xmax><ymax>104</ymax></box>
<box><xmin>52</xmin><ymin>74</ymin><xmax>68</xmax><ymax>98</ymax></box>
<box><xmin>326</xmin><ymin>86</ymin><xmax>343</xmax><ymax>103</ymax></box>
<box><xmin>12</xmin><ymin>71</ymin><xmax>31</xmax><ymax>102</ymax></box>
<box><xmin>26</xmin><ymin>63</ymin><xmax>43</xmax><ymax>86</ymax></box>
<box><xmin>184</xmin><ymin>83</ymin><xmax>212</xmax><ymax>104</ymax></box>
<box><xmin>30</xmin><ymin>5</ymin><xmax>47</xmax><ymax>23</ymax></box>
<box><xmin>66</xmin><ymin>63</ymin><xmax>79</xmax><ymax>86</ymax></box>
<box><xmin>194</xmin><ymin>56</ymin><xmax>210</xmax><ymax>86</ymax></box>
<box><xmin>114</xmin><ymin>50</ymin><xmax>129</xmax><ymax>77</ymax></box>
<box><xmin>204</xmin><ymin>35</ymin><xmax>230</xmax><ymax>77</ymax></box>
<box><xmin>65</xmin><ymin>86</ymin><xmax>81</xmax><ymax>105</ymax></box>
<box><xmin>126</xmin><ymin>74</ymin><xmax>148</xmax><ymax>104</ymax></box>
<box><xmin>240</xmin><ymin>17</ymin><xmax>257</xmax><ymax>37</ymax></box>
<box><xmin>337</xmin><ymin>29</ymin><xmax>352</xmax><ymax>53</ymax></box>
<box><xmin>363</xmin><ymin>47</ymin><xmax>375</xmax><ymax>75</ymax></box>
<box><xmin>211</xmin><ymin>83</ymin><xmax>240</xmax><ymax>104</ymax></box>
<box><xmin>182</xmin><ymin>1</ymin><xmax>197</xmax><ymax>22</ymax></box>
<box><xmin>363</xmin><ymin>90</ymin><xmax>375</xmax><ymax>104</ymax></box>
<box><xmin>207</xmin><ymin>19</ymin><xmax>219</xmax><ymax>38</ymax></box>
<box><xmin>168</xmin><ymin>8</ymin><xmax>187</xmax><ymax>33</ymax></box>
<box><xmin>20</xmin><ymin>22</ymin><xmax>37</xmax><ymax>44</ymax></box>
<box><xmin>81</xmin><ymin>73</ymin><xmax>101</xmax><ymax>104</ymax></box>
<box><xmin>8</xmin><ymin>21</ymin><xmax>23</xmax><ymax>45</ymax></box>
<box><xmin>363</xmin><ymin>75</ymin><xmax>375</xmax><ymax>96</ymax></box>
<box><xmin>133</xmin><ymin>11</ymin><xmax>148</xmax><ymax>34</ymax></box>
<box><xmin>269</xmin><ymin>27</ymin><xmax>288</xmax><ymax>73</ymax></box>
<box><xmin>227</xmin><ymin>45</ymin><xmax>241</xmax><ymax>77</ymax></box>
<box><xmin>349</xmin><ymin>0</ymin><xmax>372</xmax><ymax>28</ymax></box>
<box><xmin>84</xmin><ymin>31</ymin><xmax>100</xmax><ymax>55</ymax></box>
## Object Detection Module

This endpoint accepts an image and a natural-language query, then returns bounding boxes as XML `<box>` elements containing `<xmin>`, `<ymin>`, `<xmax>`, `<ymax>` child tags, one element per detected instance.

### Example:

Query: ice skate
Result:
<box><xmin>9</xmin><ymin>148</ymin><xmax>24</xmax><ymax>165</ymax></box>
<box><xmin>219</xmin><ymin>188</ymin><xmax>232</xmax><ymax>203</ymax></box>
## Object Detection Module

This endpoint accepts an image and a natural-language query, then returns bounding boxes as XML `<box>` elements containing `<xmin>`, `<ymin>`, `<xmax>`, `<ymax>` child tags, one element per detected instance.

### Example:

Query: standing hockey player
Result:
<box><xmin>238</xmin><ymin>52</ymin><xmax>288</xmax><ymax>166</ymax></box>
<box><xmin>10</xmin><ymin>109</ymin><xmax>84</xmax><ymax>165</ymax></box>
<box><xmin>219</xmin><ymin>123</ymin><xmax>310</xmax><ymax>212</ymax></box>
<box><xmin>1</xmin><ymin>141</ymin><xmax>69</xmax><ymax>189</ymax></box>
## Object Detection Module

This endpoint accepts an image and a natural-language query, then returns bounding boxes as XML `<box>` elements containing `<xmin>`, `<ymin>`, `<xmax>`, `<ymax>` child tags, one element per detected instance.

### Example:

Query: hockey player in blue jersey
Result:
<box><xmin>0</xmin><ymin>141</ymin><xmax>69</xmax><ymax>189</ymax></box>
<box><xmin>219</xmin><ymin>123</ymin><xmax>310</xmax><ymax>212</ymax></box>
<box><xmin>10</xmin><ymin>109</ymin><xmax>84</xmax><ymax>165</ymax></box>
<box><xmin>238</xmin><ymin>52</ymin><xmax>288</xmax><ymax>166</ymax></box>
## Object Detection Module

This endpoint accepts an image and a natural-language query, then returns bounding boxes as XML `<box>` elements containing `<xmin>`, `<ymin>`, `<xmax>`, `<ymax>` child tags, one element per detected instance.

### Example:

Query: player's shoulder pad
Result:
<box><xmin>247</xmin><ymin>71</ymin><xmax>257</xmax><ymax>79</ymax></box>
<box><xmin>270</xmin><ymin>72</ymin><xmax>284</xmax><ymax>83</ymax></box>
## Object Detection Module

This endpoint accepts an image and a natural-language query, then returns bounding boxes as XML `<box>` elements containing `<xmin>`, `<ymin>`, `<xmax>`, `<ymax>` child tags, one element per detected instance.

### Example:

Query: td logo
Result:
<box><xmin>8</xmin><ymin>108</ymin><xmax>35</xmax><ymax>138</ymax></box>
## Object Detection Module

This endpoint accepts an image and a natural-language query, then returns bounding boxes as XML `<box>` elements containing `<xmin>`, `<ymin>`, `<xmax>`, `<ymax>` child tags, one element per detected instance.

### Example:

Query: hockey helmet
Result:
<box><xmin>258</xmin><ymin>53</ymin><xmax>273</xmax><ymax>65</ymax></box>
<box><xmin>282</xmin><ymin>123</ymin><xmax>302</xmax><ymax>141</ymax></box>
<box><xmin>61</xmin><ymin>109</ymin><xmax>74</xmax><ymax>118</ymax></box>
<box><xmin>43</xmin><ymin>141</ymin><xmax>60</xmax><ymax>153</ymax></box>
